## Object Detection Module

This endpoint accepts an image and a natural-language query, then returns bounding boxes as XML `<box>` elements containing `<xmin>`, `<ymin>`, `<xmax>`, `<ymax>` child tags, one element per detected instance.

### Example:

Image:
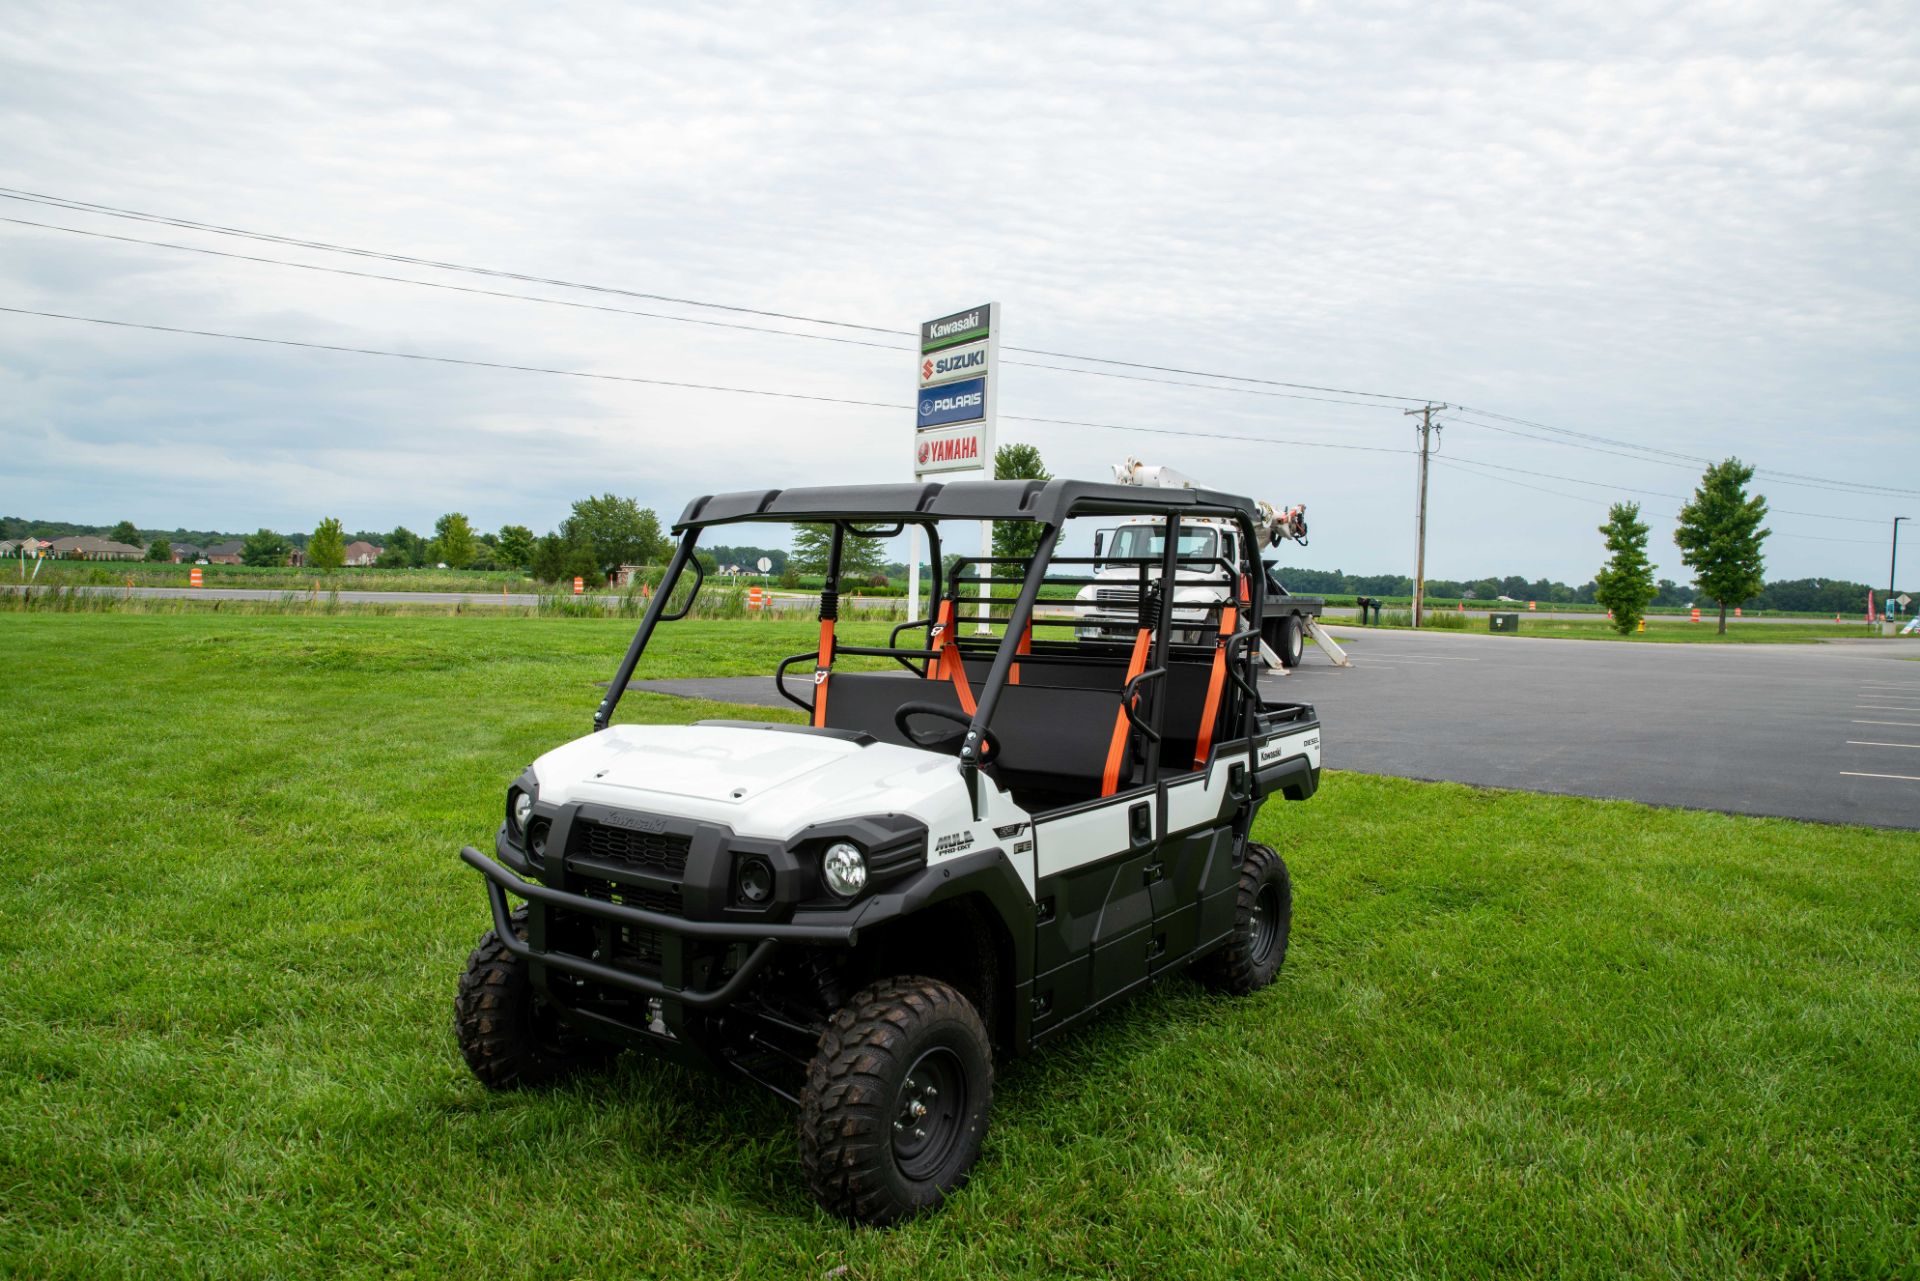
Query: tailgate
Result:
<box><xmin>1252</xmin><ymin>702</ymin><xmax>1322</xmax><ymax>800</ymax></box>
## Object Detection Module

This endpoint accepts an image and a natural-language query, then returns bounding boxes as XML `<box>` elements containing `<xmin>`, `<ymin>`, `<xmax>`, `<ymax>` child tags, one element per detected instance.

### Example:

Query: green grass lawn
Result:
<box><xmin>4</xmin><ymin>614</ymin><xmax>1917</xmax><ymax>1278</ymax></box>
<box><xmin>26</xmin><ymin>560</ymin><xmax>537</xmax><ymax>594</ymax></box>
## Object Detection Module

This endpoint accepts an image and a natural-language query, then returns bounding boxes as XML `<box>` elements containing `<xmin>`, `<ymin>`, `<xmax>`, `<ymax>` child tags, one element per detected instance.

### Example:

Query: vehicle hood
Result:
<box><xmin>530</xmin><ymin>723</ymin><xmax>967</xmax><ymax>838</ymax></box>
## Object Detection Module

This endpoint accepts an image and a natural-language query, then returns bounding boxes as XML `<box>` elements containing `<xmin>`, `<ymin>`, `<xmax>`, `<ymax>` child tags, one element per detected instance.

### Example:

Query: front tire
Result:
<box><xmin>797</xmin><ymin>976</ymin><xmax>993</xmax><ymax>1226</ymax></box>
<box><xmin>1195</xmin><ymin>843</ymin><xmax>1292</xmax><ymax>995</ymax></box>
<box><xmin>454</xmin><ymin>906</ymin><xmax>615</xmax><ymax>1089</ymax></box>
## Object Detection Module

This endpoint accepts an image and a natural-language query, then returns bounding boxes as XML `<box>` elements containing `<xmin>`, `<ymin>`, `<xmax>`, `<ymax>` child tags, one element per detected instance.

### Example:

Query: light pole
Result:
<box><xmin>1893</xmin><ymin>517</ymin><xmax>1910</xmax><ymax>620</ymax></box>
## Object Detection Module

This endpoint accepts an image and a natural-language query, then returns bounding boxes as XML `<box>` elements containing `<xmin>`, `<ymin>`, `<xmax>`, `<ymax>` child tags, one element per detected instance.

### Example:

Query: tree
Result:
<box><xmin>530</xmin><ymin>533</ymin><xmax>569</xmax><ymax>583</ymax></box>
<box><xmin>109</xmin><ymin>520</ymin><xmax>142</xmax><ymax>548</ymax></box>
<box><xmin>1674</xmin><ymin>458</ymin><xmax>1770</xmax><ymax>634</ymax></box>
<box><xmin>307</xmin><ymin>517</ymin><xmax>347</xmax><ymax>571</ymax></box>
<box><xmin>431</xmin><ymin>512</ymin><xmax>478</xmax><ymax>569</ymax></box>
<box><xmin>789</xmin><ymin>524</ymin><xmax>885</xmax><ymax>579</ymax></box>
<box><xmin>563</xmin><ymin>494</ymin><xmax>667</xmax><ymax>577</ymax></box>
<box><xmin>992</xmin><ymin>443</ymin><xmax>1052</xmax><ymax>562</ymax></box>
<box><xmin>1593</xmin><ymin>502</ymin><xmax>1656</xmax><ymax>635</ymax></box>
<box><xmin>372</xmin><ymin>526</ymin><xmax>418</xmax><ymax>568</ymax></box>
<box><xmin>496</xmin><ymin>524</ymin><xmax>535</xmax><ymax>569</ymax></box>
<box><xmin>241</xmin><ymin>528</ymin><xmax>292</xmax><ymax>567</ymax></box>
<box><xmin>144</xmin><ymin>538</ymin><xmax>172</xmax><ymax>563</ymax></box>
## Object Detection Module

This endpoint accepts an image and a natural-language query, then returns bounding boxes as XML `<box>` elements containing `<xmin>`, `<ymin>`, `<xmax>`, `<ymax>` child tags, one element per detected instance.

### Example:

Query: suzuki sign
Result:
<box><xmin>919</xmin><ymin>339</ymin><xmax>991</xmax><ymax>388</ymax></box>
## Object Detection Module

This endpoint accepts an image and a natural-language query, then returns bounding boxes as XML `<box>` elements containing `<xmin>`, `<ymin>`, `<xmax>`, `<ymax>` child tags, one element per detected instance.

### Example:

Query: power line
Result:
<box><xmin>0</xmin><ymin>187</ymin><xmax>908</xmax><ymax>335</ymax></box>
<box><xmin>1441</xmin><ymin>452</ymin><xmax>1890</xmax><ymax>524</ymax></box>
<box><xmin>0</xmin><ymin>302</ymin><xmax>1408</xmax><ymax>457</ymax></box>
<box><xmin>0</xmin><ymin>186</ymin><xmax>1432</xmax><ymax>403</ymax></box>
<box><xmin>3</xmin><ymin>183</ymin><xmax>1910</xmax><ymax>499</ymax></box>
<box><xmin>1001</xmin><ymin>413</ymin><xmax>1411</xmax><ymax>454</ymax></box>
<box><xmin>1450</xmin><ymin>403</ymin><xmax>1920</xmax><ymax>499</ymax></box>
<box><xmin>0</xmin><ymin>212</ymin><xmax>1415</xmax><ymax>413</ymax></box>
<box><xmin>0</xmin><ymin>304</ymin><xmax>909</xmax><ymax>408</ymax></box>
<box><xmin>1436</xmin><ymin>457</ymin><xmax>1886</xmax><ymax>545</ymax></box>
<box><xmin>0</xmin><ymin>213</ymin><xmax>913</xmax><ymax>352</ymax></box>
<box><xmin>1445</xmin><ymin>412</ymin><xmax>1917</xmax><ymax>502</ymax></box>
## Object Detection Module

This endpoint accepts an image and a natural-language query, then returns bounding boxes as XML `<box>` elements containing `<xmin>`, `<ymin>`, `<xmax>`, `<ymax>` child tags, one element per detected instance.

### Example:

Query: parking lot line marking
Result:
<box><xmin>1839</xmin><ymin>771</ymin><xmax>1920</xmax><ymax>782</ymax></box>
<box><xmin>1855</xmin><ymin>704</ymin><xmax>1920</xmax><ymax>712</ymax></box>
<box><xmin>1847</xmin><ymin>741</ymin><xmax>1920</xmax><ymax>749</ymax></box>
<box><xmin>1852</xmin><ymin>719</ymin><xmax>1920</xmax><ymax>727</ymax></box>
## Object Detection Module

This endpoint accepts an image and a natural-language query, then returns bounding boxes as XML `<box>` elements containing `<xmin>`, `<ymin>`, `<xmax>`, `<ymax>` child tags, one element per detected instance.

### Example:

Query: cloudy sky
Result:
<box><xmin>3</xmin><ymin>0</ymin><xmax>1915</xmax><ymax>584</ymax></box>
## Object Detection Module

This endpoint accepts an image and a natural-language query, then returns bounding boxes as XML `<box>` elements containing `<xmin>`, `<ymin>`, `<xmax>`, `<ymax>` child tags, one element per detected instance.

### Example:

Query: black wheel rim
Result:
<box><xmin>891</xmin><ymin>1046</ymin><xmax>967</xmax><ymax>1182</ymax></box>
<box><xmin>1250</xmin><ymin>883</ymin><xmax>1281</xmax><ymax>965</ymax></box>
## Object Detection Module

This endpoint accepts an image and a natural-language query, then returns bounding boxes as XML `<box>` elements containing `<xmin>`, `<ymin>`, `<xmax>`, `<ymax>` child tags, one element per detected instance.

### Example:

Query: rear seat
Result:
<box><xmin>823</xmin><ymin>649</ymin><xmax>1227</xmax><ymax>805</ymax></box>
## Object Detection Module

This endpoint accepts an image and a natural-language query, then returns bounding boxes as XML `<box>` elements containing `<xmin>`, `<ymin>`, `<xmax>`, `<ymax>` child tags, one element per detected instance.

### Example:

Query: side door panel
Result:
<box><xmin>1029</xmin><ymin>791</ymin><xmax>1158</xmax><ymax>1032</ymax></box>
<box><xmin>1155</xmin><ymin>751</ymin><xmax>1248</xmax><ymax>966</ymax></box>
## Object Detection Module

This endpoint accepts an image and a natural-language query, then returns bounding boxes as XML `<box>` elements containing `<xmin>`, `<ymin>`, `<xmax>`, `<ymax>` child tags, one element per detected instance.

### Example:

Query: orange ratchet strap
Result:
<box><xmin>1101</xmin><ymin>628</ymin><xmax>1153</xmax><ymax>796</ymax></box>
<box><xmin>926</xmin><ymin>600</ymin><xmax>976</xmax><ymax>714</ymax></box>
<box><xmin>810</xmin><ymin>617</ymin><xmax>836</xmax><ymax>727</ymax></box>
<box><xmin>1192</xmin><ymin>604</ymin><xmax>1237</xmax><ymax>769</ymax></box>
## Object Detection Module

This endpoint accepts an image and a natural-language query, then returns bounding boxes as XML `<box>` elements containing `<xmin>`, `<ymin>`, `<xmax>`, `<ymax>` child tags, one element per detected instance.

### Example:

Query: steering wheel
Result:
<box><xmin>893</xmin><ymin>701</ymin><xmax>1000</xmax><ymax>765</ymax></box>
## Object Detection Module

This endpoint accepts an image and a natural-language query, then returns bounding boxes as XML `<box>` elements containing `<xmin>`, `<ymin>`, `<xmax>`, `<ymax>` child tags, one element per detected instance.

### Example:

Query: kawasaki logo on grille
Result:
<box><xmin>602</xmin><ymin>811</ymin><xmax>668</xmax><ymax>834</ymax></box>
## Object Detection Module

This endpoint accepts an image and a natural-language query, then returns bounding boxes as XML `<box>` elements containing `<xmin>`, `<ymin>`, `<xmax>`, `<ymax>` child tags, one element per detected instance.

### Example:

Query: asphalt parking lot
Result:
<box><xmin>632</xmin><ymin>628</ymin><xmax>1920</xmax><ymax>830</ymax></box>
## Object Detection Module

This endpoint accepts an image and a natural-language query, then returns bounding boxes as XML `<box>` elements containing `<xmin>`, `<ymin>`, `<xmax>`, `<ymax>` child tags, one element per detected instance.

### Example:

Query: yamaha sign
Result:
<box><xmin>914</xmin><ymin>303</ymin><xmax>997</xmax><ymax>477</ymax></box>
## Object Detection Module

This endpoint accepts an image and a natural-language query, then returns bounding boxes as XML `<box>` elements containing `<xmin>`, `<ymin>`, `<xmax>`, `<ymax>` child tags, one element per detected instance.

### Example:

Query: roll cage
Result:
<box><xmin>591</xmin><ymin>479</ymin><xmax>1274</xmax><ymax>817</ymax></box>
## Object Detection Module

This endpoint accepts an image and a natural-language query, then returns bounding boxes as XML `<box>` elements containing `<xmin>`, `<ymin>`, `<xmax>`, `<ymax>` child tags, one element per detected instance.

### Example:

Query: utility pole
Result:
<box><xmin>1893</xmin><ymin>516</ymin><xmax>1910</xmax><ymax>621</ymax></box>
<box><xmin>1403</xmin><ymin>403</ymin><xmax>1447</xmax><ymax>628</ymax></box>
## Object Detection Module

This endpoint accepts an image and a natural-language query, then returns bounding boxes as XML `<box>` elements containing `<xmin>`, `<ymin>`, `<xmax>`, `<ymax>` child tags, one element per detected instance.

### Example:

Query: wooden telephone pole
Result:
<box><xmin>1404</xmin><ymin>404</ymin><xmax>1447</xmax><ymax>628</ymax></box>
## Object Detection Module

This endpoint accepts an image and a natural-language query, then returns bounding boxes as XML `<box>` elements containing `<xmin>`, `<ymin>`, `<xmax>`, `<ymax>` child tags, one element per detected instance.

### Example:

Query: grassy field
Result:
<box><xmin>4</xmin><ymin>613</ymin><xmax>1917</xmax><ymax>1278</ymax></box>
<box><xmin>23</xmin><ymin>560</ymin><xmax>541</xmax><ymax>594</ymax></box>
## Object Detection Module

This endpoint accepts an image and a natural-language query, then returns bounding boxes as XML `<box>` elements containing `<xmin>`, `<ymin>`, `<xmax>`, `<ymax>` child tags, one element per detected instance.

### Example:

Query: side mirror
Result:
<box><xmin>1092</xmin><ymin>531</ymin><xmax>1105</xmax><ymax>559</ymax></box>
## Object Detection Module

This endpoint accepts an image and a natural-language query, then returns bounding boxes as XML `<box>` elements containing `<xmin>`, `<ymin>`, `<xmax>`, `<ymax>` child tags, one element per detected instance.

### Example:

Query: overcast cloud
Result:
<box><xmin>2</xmin><ymin>0</ymin><xmax>1915</xmax><ymax>584</ymax></box>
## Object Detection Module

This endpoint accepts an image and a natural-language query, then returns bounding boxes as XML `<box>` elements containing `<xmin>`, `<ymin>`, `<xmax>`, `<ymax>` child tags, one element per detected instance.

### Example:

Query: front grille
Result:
<box><xmin>1095</xmin><ymin>588</ymin><xmax>1139</xmax><ymax>605</ymax></box>
<box><xmin>575</xmin><ymin>874</ymin><xmax>682</xmax><ymax>918</ymax></box>
<box><xmin>569</xmin><ymin>818</ymin><xmax>690</xmax><ymax>876</ymax></box>
<box><xmin>610</xmin><ymin>922</ymin><xmax>664</xmax><ymax>972</ymax></box>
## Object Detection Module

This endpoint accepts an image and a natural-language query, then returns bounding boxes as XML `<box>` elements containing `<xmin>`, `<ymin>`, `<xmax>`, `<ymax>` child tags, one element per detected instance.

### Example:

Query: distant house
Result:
<box><xmin>343</xmin><ymin>540</ymin><xmax>383</xmax><ymax>567</ymax></box>
<box><xmin>169</xmin><ymin>543</ymin><xmax>205</xmax><ymax>564</ymax></box>
<box><xmin>204</xmin><ymin>540</ymin><xmax>245</xmax><ymax>565</ymax></box>
<box><xmin>49</xmin><ymin>535</ymin><xmax>144</xmax><ymax>561</ymax></box>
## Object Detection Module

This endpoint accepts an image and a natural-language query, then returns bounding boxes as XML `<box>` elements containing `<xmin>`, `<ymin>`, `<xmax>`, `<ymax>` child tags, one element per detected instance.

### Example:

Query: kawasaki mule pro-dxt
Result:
<box><xmin>454</xmin><ymin>478</ymin><xmax>1322</xmax><ymax>1225</ymax></box>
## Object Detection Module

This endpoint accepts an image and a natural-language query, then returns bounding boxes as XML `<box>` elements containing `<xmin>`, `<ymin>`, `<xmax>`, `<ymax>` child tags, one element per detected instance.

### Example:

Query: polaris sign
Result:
<box><xmin>917</xmin><ymin>376</ymin><xmax>986</xmax><ymax>428</ymax></box>
<box><xmin>913</xmin><ymin>303</ymin><xmax>998</xmax><ymax>479</ymax></box>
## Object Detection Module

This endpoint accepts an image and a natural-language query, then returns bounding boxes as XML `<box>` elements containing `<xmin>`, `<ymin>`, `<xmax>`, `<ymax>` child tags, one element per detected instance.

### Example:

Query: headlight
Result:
<box><xmin>821</xmin><ymin>842</ymin><xmax>867</xmax><ymax>898</ymax></box>
<box><xmin>511</xmin><ymin>790</ymin><xmax>533</xmax><ymax>835</ymax></box>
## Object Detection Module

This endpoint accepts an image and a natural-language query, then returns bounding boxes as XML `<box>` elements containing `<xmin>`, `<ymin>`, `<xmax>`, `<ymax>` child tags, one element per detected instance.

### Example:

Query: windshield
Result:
<box><xmin>1106</xmin><ymin>525</ymin><xmax>1220</xmax><ymax>563</ymax></box>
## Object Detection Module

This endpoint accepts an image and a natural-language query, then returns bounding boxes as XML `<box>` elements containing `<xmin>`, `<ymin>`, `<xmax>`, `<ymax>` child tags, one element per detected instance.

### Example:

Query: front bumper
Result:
<box><xmin>461</xmin><ymin>845</ymin><xmax>856</xmax><ymax>1009</ymax></box>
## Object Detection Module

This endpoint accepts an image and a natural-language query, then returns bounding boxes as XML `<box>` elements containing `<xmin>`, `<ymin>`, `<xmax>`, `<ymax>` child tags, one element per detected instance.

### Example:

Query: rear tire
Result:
<box><xmin>1278</xmin><ymin>614</ymin><xmax>1306</xmax><ymax>667</ymax></box>
<box><xmin>455</xmin><ymin>906</ymin><xmax>615</xmax><ymax>1089</ymax></box>
<box><xmin>1195</xmin><ymin>843</ymin><xmax>1292</xmax><ymax>995</ymax></box>
<box><xmin>797</xmin><ymin>976</ymin><xmax>993</xmax><ymax>1226</ymax></box>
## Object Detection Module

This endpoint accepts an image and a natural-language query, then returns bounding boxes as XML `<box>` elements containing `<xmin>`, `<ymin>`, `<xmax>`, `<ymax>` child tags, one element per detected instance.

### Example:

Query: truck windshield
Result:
<box><xmin>1106</xmin><ymin>526</ymin><xmax>1219</xmax><ymax>563</ymax></box>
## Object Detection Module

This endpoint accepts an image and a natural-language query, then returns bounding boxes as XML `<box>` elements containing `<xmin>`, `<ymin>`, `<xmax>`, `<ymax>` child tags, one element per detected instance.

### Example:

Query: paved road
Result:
<box><xmin>7</xmin><ymin>583</ymin><xmax>1859</xmax><ymax>625</ymax></box>
<box><xmin>627</xmin><ymin>627</ymin><xmax>1920</xmax><ymax>829</ymax></box>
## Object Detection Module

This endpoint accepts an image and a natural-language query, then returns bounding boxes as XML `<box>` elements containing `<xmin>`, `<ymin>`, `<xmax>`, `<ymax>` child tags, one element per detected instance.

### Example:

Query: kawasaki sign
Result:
<box><xmin>914</xmin><ymin>303</ymin><xmax>997</xmax><ymax>477</ymax></box>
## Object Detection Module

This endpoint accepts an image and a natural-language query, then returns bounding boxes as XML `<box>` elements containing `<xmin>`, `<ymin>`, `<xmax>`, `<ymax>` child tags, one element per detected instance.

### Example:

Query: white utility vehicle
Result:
<box><xmin>455</xmin><ymin>477</ymin><xmax>1323</xmax><ymax>1225</ymax></box>
<box><xmin>1075</xmin><ymin>459</ymin><xmax>1336</xmax><ymax>668</ymax></box>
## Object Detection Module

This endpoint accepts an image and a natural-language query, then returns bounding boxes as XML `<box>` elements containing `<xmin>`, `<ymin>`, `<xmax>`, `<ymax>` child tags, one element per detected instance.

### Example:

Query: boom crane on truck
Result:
<box><xmin>1077</xmin><ymin>458</ymin><xmax>1351</xmax><ymax>670</ymax></box>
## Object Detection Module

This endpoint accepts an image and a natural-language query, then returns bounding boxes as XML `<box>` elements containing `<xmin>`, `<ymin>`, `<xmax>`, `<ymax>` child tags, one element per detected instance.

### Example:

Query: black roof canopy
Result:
<box><xmin>674</xmin><ymin>478</ymin><xmax>1258</xmax><ymax>531</ymax></box>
